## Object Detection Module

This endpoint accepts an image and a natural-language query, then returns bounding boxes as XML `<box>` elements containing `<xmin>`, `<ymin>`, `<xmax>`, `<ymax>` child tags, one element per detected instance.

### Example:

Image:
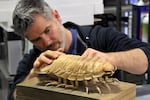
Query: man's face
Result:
<box><xmin>26</xmin><ymin>14</ymin><xmax>65</xmax><ymax>51</ymax></box>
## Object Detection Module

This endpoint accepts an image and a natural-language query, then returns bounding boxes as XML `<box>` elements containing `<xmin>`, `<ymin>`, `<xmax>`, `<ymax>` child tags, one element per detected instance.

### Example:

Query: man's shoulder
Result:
<box><xmin>27</xmin><ymin>46</ymin><xmax>41</xmax><ymax>55</ymax></box>
<box><xmin>21</xmin><ymin>47</ymin><xmax>41</xmax><ymax>65</ymax></box>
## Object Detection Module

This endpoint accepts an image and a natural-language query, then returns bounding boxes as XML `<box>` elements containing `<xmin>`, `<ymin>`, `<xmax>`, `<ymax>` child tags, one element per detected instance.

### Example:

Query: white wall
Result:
<box><xmin>47</xmin><ymin>0</ymin><xmax>104</xmax><ymax>25</ymax></box>
<box><xmin>0</xmin><ymin>0</ymin><xmax>18</xmax><ymax>31</ymax></box>
<box><xmin>0</xmin><ymin>0</ymin><xmax>104</xmax><ymax>31</ymax></box>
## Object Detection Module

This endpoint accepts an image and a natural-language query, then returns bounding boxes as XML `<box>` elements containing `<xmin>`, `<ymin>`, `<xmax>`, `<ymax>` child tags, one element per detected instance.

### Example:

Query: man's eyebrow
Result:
<box><xmin>28</xmin><ymin>25</ymin><xmax>51</xmax><ymax>42</ymax></box>
<box><xmin>30</xmin><ymin>27</ymin><xmax>46</xmax><ymax>40</ymax></box>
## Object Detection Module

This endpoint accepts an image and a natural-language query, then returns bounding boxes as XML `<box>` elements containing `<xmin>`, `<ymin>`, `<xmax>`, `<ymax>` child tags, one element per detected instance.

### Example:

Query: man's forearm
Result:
<box><xmin>108</xmin><ymin>48</ymin><xmax>148</xmax><ymax>74</ymax></box>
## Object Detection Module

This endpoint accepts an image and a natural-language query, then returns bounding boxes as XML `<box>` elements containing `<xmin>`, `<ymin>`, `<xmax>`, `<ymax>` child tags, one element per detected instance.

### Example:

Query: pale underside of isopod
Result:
<box><xmin>34</xmin><ymin>54</ymin><xmax>119</xmax><ymax>94</ymax></box>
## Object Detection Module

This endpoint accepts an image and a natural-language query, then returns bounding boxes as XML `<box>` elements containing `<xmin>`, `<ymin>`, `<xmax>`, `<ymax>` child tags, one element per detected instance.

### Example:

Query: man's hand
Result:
<box><xmin>33</xmin><ymin>49</ymin><xmax>65</xmax><ymax>69</ymax></box>
<box><xmin>26</xmin><ymin>49</ymin><xmax>65</xmax><ymax>80</ymax></box>
<box><xmin>82</xmin><ymin>48</ymin><xmax>113</xmax><ymax>63</ymax></box>
<box><xmin>82</xmin><ymin>48</ymin><xmax>148</xmax><ymax>74</ymax></box>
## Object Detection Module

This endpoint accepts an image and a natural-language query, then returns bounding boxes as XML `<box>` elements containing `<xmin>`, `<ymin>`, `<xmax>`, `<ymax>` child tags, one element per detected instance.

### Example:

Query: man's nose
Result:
<box><xmin>41</xmin><ymin>34</ymin><xmax>52</xmax><ymax>46</ymax></box>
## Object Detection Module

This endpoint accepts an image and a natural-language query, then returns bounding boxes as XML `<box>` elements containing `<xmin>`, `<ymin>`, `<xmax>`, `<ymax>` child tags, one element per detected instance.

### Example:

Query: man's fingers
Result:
<box><xmin>82</xmin><ymin>48</ymin><xmax>96</xmax><ymax>58</ymax></box>
<box><xmin>33</xmin><ymin>56</ymin><xmax>53</xmax><ymax>69</ymax></box>
<box><xmin>44</xmin><ymin>50</ymin><xmax>59</xmax><ymax>59</ymax></box>
<box><xmin>33</xmin><ymin>50</ymin><xmax>65</xmax><ymax>70</ymax></box>
<box><xmin>57</xmin><ymin>48</ymin><xmax>64</xmax><ymax>52</ymax></box>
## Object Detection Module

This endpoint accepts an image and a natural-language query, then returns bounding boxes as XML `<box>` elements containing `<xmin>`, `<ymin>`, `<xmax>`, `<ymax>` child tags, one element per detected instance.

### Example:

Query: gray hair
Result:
<box><xmin>12</xmin><ymin>0</ymin><xmax>53</xmax><ymax>37</ymax></box>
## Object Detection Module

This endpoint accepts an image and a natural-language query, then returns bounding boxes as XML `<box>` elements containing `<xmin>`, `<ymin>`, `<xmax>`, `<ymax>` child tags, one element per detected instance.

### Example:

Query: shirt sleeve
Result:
<box><xmin>100</xmin><ymin>27</ymin><xmax>150</xmax><ymax>73</ymax></box>
<box><xmin>89</xmin><ymin>26</ymin><xmax>150</xmax><ymax>73</ymax></box>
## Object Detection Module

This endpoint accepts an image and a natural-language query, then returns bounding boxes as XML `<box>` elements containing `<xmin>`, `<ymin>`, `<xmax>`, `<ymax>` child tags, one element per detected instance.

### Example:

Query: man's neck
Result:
<box><xmin>64</xmin><ymin>28</ymin><xmax>72</xmax><ymax>52</ymax></box>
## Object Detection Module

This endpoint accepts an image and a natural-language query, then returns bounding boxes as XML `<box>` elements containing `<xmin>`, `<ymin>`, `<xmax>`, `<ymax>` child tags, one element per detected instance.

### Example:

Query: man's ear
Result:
<box><xmin>52</xmin><ymin>9</ymin><xmax>62</xmax><ymax>23</ymax></box>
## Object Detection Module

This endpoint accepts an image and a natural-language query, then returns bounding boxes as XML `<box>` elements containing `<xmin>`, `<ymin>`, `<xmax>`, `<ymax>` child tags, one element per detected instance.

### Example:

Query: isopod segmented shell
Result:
<box><xmin>38</xmin><ymin>54</ymin><xmax>116</xmax><ymax>81</ymax></box>
<box><xmin>35</xmin><ymin>54</ymin><xmax>118</xmax><ymax>93</ymax></box>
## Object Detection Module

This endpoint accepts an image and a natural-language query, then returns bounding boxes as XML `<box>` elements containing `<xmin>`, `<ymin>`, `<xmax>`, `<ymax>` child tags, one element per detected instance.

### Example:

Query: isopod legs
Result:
<box><xmin>84</xmin><ymin>80</ymin><xmax>89</xmax><ymax>93</ymax></box>
<box><xmin>92</xmin><ymin>78</ymin><xmax>101</xmax><ymax>94</ymax></box>
<box><xmin>98</xmin><ymin>77</ymin><xmax>111</xmax><ymax>91</ymax></box>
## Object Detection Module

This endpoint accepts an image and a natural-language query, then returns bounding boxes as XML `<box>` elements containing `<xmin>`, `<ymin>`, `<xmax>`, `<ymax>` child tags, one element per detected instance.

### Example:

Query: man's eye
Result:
<box><xmin>44</xmin><ymin>28</ymin><xmax>50</xmax><ymax>34</ymax></box>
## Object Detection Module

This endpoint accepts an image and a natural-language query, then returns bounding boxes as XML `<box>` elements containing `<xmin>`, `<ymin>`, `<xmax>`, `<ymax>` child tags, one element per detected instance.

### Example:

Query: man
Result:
<box><xmin>9</xmin><ymin>0</ymin><xmax>150</xmax><ymax>100</ymax></box>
